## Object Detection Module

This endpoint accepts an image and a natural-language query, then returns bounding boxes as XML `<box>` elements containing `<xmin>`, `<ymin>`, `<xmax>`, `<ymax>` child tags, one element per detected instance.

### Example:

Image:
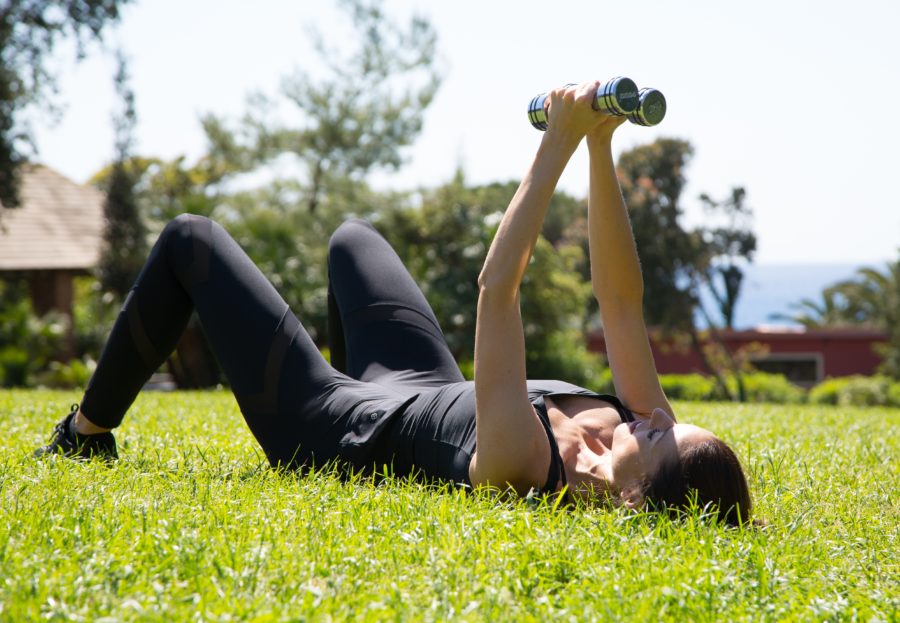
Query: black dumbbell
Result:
<box><xmin>628</xmin><ymin>88</ymin><xmax>666</xmax><ymax>127</ymax></box>
<box><xmin>527</xmin><ymin>78</ymin><xmax>666</xmax><ymax>130</ymax></box>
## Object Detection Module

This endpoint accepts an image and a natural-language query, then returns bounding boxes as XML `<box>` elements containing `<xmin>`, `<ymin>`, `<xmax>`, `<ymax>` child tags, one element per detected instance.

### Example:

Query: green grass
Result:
<box><xmin>1</xmin><ymin>390</ymin><xmax>898</xmax><ymax>622</ymax></box>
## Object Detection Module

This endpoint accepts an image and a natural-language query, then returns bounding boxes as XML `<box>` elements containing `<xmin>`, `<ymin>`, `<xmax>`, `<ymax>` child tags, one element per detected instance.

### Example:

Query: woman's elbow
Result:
<box><xmin>592</xmin><ymin>280</ymin><xmax>644</xmax><ymax>307</ymax></box>
<box><xmin>476</xmin><ymin>269</ymin><xmax>491</xmax><ymax>291</ymax></box>
<box><xmin>477</xmin><ymin>271</ymin><xmax>518</xmax><ymax>303</ymax></box>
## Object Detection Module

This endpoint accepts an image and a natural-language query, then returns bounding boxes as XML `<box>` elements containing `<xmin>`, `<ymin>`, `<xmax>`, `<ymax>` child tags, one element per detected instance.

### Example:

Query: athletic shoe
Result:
<box><xmin>33</xmin><ymin>405</ymin><xmax>118</xmax><ymax>461</ymax></box>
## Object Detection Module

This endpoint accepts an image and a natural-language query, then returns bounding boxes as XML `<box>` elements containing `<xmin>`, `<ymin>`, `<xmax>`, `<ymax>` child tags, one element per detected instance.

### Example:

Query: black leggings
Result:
<box><xmin>82</xmin><ymin>215</ymin><xmax>464</xmax><ymax>468</ymax></box>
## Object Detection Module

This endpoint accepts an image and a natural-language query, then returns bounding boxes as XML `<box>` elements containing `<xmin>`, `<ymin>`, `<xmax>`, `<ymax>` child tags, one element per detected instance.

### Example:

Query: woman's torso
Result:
<box><xmin>366</xmin><ymin>380</ymin><xmax>633</xmax><ymax>490</ymax></box>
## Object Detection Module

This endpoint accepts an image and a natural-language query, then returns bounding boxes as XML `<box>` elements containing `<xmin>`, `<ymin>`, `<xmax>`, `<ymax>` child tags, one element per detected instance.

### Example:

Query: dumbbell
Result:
<box><xmin>527</xmin><ymin>77</ymin><xmax>666</xmax><ymax>130</ymax></box>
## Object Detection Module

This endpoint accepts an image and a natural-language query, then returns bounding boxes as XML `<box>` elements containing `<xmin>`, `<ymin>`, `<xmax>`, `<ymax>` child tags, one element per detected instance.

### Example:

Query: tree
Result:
<box><xmin>379</xmin><ymin>173</ymin><xmax>605</xmax><ymax>388</ymax></box>
<box><xmin>773</xmin><ymin>287</ymin><xmax>860</xmax><ymax>328</ymax></box>
<box><xmin>616</xmin><ymin>138</ymin><xmax>757</xmax><ymax>400</ymax></box>
<box><xmin>779</xmin><ymin>257</ymin><xmax>900</xmax><ymax>379</ymax></box>
<box><xmin>201</xmin><ymin>0</ymin><xmax>441</xmax><ymax>213</ymax></box>
<box><xmin>0</xmin><ymin>0</ymin><xmax>131</xmax><ymax>209</ymax></box>
<box><xmin>698</xmin><ymin>187</ymin><xmax>756</xmax><ymax>329</ymax></box>
<box><xmin>98</xmin><ymin>51</ymin><xmax>145</xmax><ymax>300</ymax></box>
<box><xmin>845</xmin><ymin>262</ymin><xmax>900</xmax><ymax>379</ymax></box>
<box><xmin>139</xmin><ymin>0</ymin><xmax>446</xmax><ymax>375</ymax></box>
<box><xmin>872</xmin><ymin>260</ymin><xmax>900</xmax><ymax>379</ymax></box>
<box><xmin>617</xmin><ymin>138</ymin><xmax>703</xmax><ymax>330</ymax></box>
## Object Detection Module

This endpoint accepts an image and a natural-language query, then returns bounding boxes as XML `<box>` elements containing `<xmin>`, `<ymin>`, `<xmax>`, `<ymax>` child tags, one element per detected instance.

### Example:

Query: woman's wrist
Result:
<box><xmin>587</xmin><ymin>137</ymin><xmax>614</xmax><ymax>165</ymax></box>
<box><xmin>586</xmin><ymin>130</ymin><xmax>614</xmax><ymax>152</ymax></box>
<box><xmin>540</xmin><ymin>128</ymin><xmax>582</xmax><ymax>162</ymax></box>
<box><xmin>586</xmin><ymin>116</ymin><xmax>625</xmax><ymax>152</ymax></box>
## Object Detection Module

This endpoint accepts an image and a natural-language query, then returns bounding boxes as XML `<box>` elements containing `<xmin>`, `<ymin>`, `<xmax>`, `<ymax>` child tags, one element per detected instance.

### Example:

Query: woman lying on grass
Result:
<box><xmin>35</xmin><ymin>82</ymin><xmax>752</xmax><ymax>525</ymax></box>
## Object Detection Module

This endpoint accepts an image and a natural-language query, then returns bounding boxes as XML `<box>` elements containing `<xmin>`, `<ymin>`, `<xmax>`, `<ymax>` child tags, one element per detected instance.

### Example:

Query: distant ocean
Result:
<box><xmin>699</xmin><ymin>263</ymin><xmax>870</xmax><ymax>329</ymax></box>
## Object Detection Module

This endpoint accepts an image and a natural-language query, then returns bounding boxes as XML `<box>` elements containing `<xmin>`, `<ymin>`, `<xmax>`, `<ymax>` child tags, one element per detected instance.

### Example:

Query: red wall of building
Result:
<box><xmin>587</xmin><ymin>328</ymin><xmax>888</xmax><ymax>380</ymax></box>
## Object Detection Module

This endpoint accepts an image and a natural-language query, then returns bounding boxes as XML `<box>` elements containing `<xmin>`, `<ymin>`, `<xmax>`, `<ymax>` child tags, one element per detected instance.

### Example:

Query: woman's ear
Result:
<box><xmin>619</xmin><ymin>482</ymin><xmax>646</xmax><ymax>509</ymax></box>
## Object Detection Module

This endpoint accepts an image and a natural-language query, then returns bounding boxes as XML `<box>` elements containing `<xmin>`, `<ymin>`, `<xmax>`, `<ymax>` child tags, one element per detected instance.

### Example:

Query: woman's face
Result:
<box><xmin>609</xmin><ymin>408</ymin><xmax>715</xmax><ymax>489</ymax></box>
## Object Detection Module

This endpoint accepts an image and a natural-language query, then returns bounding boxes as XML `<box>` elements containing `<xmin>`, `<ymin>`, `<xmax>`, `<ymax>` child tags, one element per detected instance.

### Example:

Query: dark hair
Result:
<box><xmin>643</xmin><ymin>437</ymin><xmax>752</xmax><ymax>527</ymax></box>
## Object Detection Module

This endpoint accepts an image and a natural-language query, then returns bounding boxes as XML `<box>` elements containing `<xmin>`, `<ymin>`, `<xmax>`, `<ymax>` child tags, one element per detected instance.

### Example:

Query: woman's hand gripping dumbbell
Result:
<box><xmin>527</xmin><ymin>77</ymin><xmax>666</xmax><ymax>130</ymax></box>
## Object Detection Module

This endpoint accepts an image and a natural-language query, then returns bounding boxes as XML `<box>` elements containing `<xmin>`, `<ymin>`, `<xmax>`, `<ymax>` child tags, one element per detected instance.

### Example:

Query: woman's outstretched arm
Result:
<box><xmin>585</xmin><ymin>121</ymin><xmax>675</xmax><ymax>419</ymax></box>
<box><xmin>469</xmin><ymin>83</ymin><xmax>600</xmax><ymax>492</ymax></box>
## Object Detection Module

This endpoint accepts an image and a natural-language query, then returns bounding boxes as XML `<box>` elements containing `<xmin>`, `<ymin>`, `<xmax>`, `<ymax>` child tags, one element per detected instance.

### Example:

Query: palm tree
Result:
<box><xmin>771</xmin><ymin>285</ymin><xmax>859</xmax><ymax>328</ymax></box>
<box><xmin>776</xmin><ymin>257</ymin><xmax>900</xmax><ymax>378</ymax></box>
<box><xmin>841</xmin><ymin>265</ymin><xmax>900</xmax><ymax>323</ymax></box>
<box><xmin>843</xmin><ymin>261</ymin><xmax>900</xmax><ymax>378</ymax></box>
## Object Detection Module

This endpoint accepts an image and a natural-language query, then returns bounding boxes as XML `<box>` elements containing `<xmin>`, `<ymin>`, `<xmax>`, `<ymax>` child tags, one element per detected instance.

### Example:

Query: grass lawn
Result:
<box><xmin>1</xmin><ymin>390</ymin><xmax>897</xmax><ymax>622</ymax></box>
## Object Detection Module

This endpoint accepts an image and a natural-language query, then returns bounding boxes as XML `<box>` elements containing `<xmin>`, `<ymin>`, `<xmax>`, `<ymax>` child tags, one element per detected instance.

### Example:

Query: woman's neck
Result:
<box><xmin>554</xmin><ymin>418</ymin><xmax>617</xmax><ymax>500</ymax></box>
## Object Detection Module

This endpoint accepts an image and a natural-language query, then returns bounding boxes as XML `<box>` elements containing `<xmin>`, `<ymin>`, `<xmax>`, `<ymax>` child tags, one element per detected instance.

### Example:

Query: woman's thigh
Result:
<box><xmin>326</xmin><ymin>219</ymin><xmax>464</xmax><ymax>391</ymax></box>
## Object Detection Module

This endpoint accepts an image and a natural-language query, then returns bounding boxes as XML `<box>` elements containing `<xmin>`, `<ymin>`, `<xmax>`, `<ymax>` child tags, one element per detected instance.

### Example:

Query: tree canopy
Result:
<box><xmin>616</xmin><ymin>138</ymin><xmax>757</xmax><ymax>399</ymax></box>
<box><xmin>0</xmin><ymin>0</ymin><xmax>131</xmax><ymax>208</ymax></box>
<box><xmin>616</xmin><ymin>138</ymin><xmax>756</xmax><ymax>332</ymax></box>
<box><xmin>378</xmin><ymin>173</ymin><xmax>603</xmax><ymax>386</ymax></box>
<box><xmin>98</xmin><ymin>51</ymin><xmax>146</xmax><ymax>300</ymax></box>
<box><xmin>201</xmin><ymin>0</ymin><xmax>441</xmax><ymax>214</ymax></box>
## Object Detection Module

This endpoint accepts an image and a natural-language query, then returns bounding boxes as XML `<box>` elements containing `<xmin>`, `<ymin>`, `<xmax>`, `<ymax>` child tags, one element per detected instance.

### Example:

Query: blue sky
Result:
<box><xmin>32</xmin><ymin>0</ymin><xmax>900</xmax><ymax>265</ymax></box>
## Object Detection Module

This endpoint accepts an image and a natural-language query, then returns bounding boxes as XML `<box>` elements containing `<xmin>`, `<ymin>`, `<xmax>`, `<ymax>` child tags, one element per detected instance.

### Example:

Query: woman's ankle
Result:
<box><xmin>73</xmin><ymin>410</ymin><xmax>112</xmax><ymax>435</ymax></box>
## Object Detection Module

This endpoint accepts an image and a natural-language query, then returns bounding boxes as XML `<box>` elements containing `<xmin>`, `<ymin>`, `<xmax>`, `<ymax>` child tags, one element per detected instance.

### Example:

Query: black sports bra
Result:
<box><xmin>529</xmin><ymin>390</ymin><xmax>635</xmax><ymax>494</ymax></box>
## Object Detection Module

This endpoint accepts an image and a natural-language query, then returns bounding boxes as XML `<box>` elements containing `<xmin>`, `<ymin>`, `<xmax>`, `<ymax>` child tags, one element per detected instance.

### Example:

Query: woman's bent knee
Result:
<box><xmin>160</xmin><ymin>213</ymin><xmax>208</xmax><ymax>245</ymax></box>
<box><xmin>161</xmin><ymin>214</ymin><xmax>216</xmax><ymax>284</ymax></box>
<box><xmin>328</xmin><ymin>218</ymin><xmax>380</xmax><ymax>263</ymax></box>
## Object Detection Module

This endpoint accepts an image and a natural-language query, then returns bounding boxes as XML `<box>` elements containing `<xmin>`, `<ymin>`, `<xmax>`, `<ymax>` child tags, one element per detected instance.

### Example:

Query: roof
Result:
<box><xmin>594</xmin><ymin>326</ymin><xmax>889</xmax><ymax>343</ymax></box>
<box><xmin>0</xmin><ymin>164</ymin><xmax>105</xmax><ymax>271</ymax></box>
<box><xmin>717</xmin><ymin>327</ymin><xmax>889</xmax><ymax>341</ymax></box>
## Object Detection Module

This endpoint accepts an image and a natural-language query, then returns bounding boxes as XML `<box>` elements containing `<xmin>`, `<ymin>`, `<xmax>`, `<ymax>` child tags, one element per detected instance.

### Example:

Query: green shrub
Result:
<box><xmin>659</xmin><ymin>374</ymin><xmax>716</xmax><ymax>401</ymax></box>
<box><xmin>525</xmin><ymin>329</ymin><xmax>607</xmax><ymax>392</ymax></box>
<box><xmin>888</xmin><ymin>382</ymin><xmax>900</xmax><ymax>408</ymax></box>
<box><xmin>809</xmin><ymin>375</ymin><xmax>895</xmax><ymax>407</ymax></box>
<box><xmin>34</xmin><ymin>358</ymin><xmax>97</xmax><ymax>389</ymax></box>
<box><xmin>836</xmin><ymin>376</ymin><xmax>891</xmax><ymax>407</ymax></box>
<box><xmin>808</xmin><ymin>377</ymin><xmax>846</xmax><ymax>405</ymax></box>
<box><xmin>457</xmin><ymin>359</ymin><xmax>611</xmax><ymax>390</ymax></box>
<box><xmin>594</xmin><ymin>367</ymin><xmax>615</xmax><ymax>395</ymax></box>
<box><xmin>72</xmin><ymin>276</ymin><xmax>118</xmax><ymax>358</ymax></box>
<box><xmin>455</xmin><ymin>343</ymin><xmax>607</xmax><ymax>389</ymax></box>
<box><xmin>0</xmin><ymin>346</ymin><xmax>28</xmax><ymax>386</ymax></box>
<box><xmin>657</xmin><ymin>372</ymin><xmax>807</xmax><ymax>404</ymax></box>
<box><xmin>734</xmin><ymin>372</ymin><xmax>807</xmax><ymax>404</ymax></box>
<box><xmin>0</xmin><ymin>280</ymin><xmax>66</xmax><ymax>387</ymax></box>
